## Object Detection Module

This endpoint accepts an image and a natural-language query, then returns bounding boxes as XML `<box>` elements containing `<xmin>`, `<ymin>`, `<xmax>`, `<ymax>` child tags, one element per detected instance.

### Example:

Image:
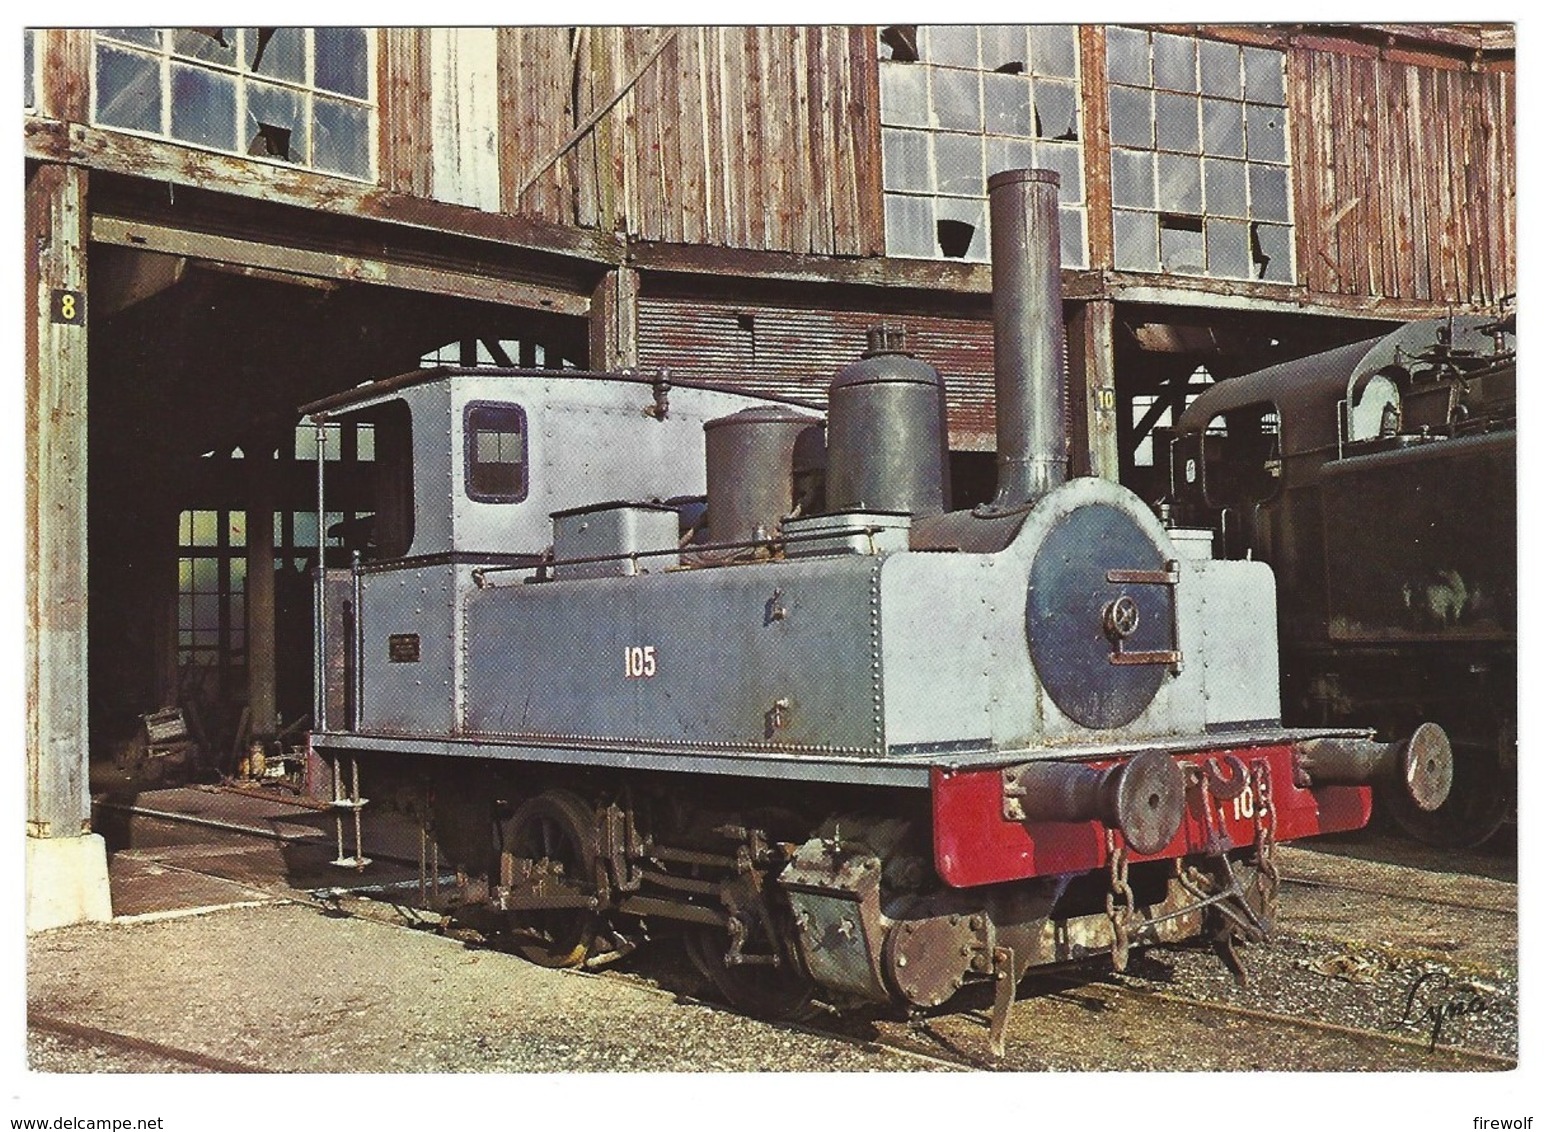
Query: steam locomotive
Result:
<box><xmin>303</xmin><ymin>171</ymin><xmax>1451</xmax><ymax>1038</ymax></box>
<box><xmin>1166</xmin><ymin>312</ymin><xmax>1515</xmax><ymax>848</ymax></box>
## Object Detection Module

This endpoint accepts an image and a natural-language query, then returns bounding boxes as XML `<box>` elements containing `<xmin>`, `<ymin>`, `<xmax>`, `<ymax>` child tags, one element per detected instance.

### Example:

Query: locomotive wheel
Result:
<box><xmin>684</xmin><ymin>924</ymin><xmax>821</xmax><ymax>1022</ymax></box>
<box><xmin>500</xmin><ymin>790</ymin><xmax>603</xmax><ymax>969</ymax></box>
<box><xmin>1381</xmin><ymin>738</ymin><xmax>1512</xmax><ymax>849</ymax></box>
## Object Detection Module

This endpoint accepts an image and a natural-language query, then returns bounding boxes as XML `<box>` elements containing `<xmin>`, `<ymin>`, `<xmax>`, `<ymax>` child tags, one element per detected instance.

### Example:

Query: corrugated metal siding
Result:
<box><xmin>637</xmin><ymin>297</ymin><xmax>1001</xmax><ymax>446</ymax></box>
<box><xmin>1290</xmin><ymin>45</ymin><xmax>1514</xmax><ymax>305</ymax></box>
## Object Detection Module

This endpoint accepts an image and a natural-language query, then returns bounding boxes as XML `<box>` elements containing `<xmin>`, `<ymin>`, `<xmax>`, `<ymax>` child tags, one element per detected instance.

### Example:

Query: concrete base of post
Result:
<box><xmin>26</xmin><ymin>833</ymin><xmax>113</xmax><ymax>932</ymax></box>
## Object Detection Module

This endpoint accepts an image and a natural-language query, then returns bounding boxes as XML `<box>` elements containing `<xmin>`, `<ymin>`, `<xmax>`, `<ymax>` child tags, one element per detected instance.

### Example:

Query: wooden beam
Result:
<box><xmin>246</xmin><ymin>443</ymin><xmax>279</xmax><ymax>743</ymax></box>
<box><xmin>90</xmin><ymin>214</ymin><xmax>590</xmax><ymax>317</ymax></box>
<box><xmin>1067</xmin><ymin>299</ymin><xmax>1120</xmax><ymax>481</ymax></box>
<box><xmin>588</xmin><ymin>266</ymin><xmax>640</xmax><ymax>370</ymax></box>
<box><xmin>26</xmin><ymin>162</ymin><xmax>91</xmax><ymax>838</ymax></box>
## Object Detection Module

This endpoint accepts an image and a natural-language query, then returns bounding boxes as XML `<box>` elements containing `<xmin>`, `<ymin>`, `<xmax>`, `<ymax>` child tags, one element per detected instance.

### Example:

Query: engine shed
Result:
<box><xmin>23</xmin><ymin>24</ymin><xmax>1513</xmax><ymax>926</ymax></box>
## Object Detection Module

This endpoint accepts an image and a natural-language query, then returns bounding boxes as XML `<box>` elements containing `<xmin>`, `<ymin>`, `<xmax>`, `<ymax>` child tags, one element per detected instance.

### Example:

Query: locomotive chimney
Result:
<box><xmin>983</xmin><ymin>169</ymin><xmax>1068</xmax><ymax>513</ymax></box>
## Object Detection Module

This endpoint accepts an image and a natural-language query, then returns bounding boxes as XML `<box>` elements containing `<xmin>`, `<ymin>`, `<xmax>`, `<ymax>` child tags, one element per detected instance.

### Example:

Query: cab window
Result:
<box><xmin>465</xmin><ymin>402</ymin><xmax>528</xmax><ymax>503</ymax></box>
<box><xmin>1200</xmin><ymin>401</ymin><xmax>1281</xmax><ymax>507</ymax></box>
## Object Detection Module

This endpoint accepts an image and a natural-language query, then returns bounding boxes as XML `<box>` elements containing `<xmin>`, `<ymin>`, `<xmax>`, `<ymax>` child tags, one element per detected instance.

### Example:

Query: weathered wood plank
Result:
<box><xmin>848</xmin><ymin>26</ymin><xmax>885</xmax><ymax>257</ymax></box>
<box><xmin>1080</xmin><ymin>26</ymin><xmax>1115</xmax><ymax>272</ymax></box>
<box><xmin>381</xmin><ymin>29</ymin><xmax>432</xmax><ymax>198</ymax></box>
<box><xmin>744</xmin><ymin>27</ymin><xmax>769</xmax><ymax>249</ymax></box>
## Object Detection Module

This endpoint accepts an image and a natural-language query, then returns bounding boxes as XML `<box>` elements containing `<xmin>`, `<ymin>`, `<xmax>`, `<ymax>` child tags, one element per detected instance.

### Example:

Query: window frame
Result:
<box><xmin>463</xmin><ymin>401</ymin><xmax>530</xmax><ymax>505</ymax></box>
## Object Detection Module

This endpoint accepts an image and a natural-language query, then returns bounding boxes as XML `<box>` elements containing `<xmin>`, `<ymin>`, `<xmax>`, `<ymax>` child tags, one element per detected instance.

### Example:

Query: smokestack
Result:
<box><xmin>983</xmin><ymin>169</ymin><xmax>1068</xmax><ymax>513</ymax></box>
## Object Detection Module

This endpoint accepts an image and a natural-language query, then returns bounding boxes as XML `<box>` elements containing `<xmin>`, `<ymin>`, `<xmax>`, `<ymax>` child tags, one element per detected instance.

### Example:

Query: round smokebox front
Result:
<box><xmin>1025</xmin><ymin>504</ymin><xmax>1175</xmax><ymax>730</ymax></box>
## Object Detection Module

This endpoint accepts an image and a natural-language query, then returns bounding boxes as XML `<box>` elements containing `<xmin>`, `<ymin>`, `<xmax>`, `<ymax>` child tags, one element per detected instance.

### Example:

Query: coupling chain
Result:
<box><xmin>1105</xmin><ymin>828</ymin><xmax>1135</xmax><ymax>972</ymax></box>
<box><xmin>1251</xmin><ymin>761</ymin><xmax>1280</xmax><ymax>924</ymax></box>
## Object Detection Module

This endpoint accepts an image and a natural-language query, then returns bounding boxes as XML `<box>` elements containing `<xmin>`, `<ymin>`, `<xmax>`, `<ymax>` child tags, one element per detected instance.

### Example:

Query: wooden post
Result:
<box><xmin>247</xmin><ymin>439</ymin><xmax>278</xmax><ymax>743</ymax></box>
<box><xmin>588</xmin><ymin>265</ymin><xmax>640</xmax><ymax>371</ymax></box>
<box><xmin>26</xmin><ymin>160</ymin><xmax>111</xmax><ymax>928</ymax></box>
<box><xmin>1067</xmin><ymin>299</ymin><xmax>1121</xmax><ymax>481</ymax></box>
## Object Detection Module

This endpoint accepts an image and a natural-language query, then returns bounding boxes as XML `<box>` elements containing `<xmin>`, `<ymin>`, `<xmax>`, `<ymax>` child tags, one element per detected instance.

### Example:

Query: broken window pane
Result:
<box><xmin>927</xmin><ymin>25</ymin><xmax>979</xmax><ymax>68</ymax></box>
<box><xmin>1060</xmin><ymin>208</ymin><xmax>1087</xmax><ymax>269</ymax></box>
<box><xmin>934</xmin><ymin>132</ymin><xmax>984</xmax><ymax>197</ymax></box>
<box><xmin>1246</xmin><ymin>102</ymin><xmax>1287</xmax><ymax>162</ymax></box>
<box><xmin>985</xmin><ymin>134</ymin><xmax>1035</xmax><ymax>178</ymax></box>
<box><xmin>1248</xmin><ymin>163</ymin><xmax>1290</xmax><ymax>221</ymax></box>
<box><xmin>1156</xmin><ymin>152</ymin><xmax>1202</xmax><ymax>214</ymax></box>
<box><xmin>1198</xmin><ymin>38</ymin><xmax>1241</xmax><ymax>98</ymax></box>
<box><xmin>1105</xmin><ymin>26</ymin><xmax>1150</xmax><ymax>86</ymax></box>
<box><xmin>934</xmin><ymin>197</ymin><xmax>988</xmax><ymax>260</ymax></box>
<box><xmin>1155</xmin><ymin>91</ymin><xmax>1199</xmax><ymax>153</ymax></box>
<box><xmin>1114</xmin><ymin>209</ymin><xmax>1159</xmax><ymax>271</ymax></box>
<box><xmin>244</xmin><ymin>27</ymin><xmax>304</xmax><ymax>83</ymax></box>
<box><xmin>170</xmin><ymin>64</ymin><xmax>236</xmax><ymax>150</ymax></box>
<box><xmin>879</xmin><ymin>26</ymin><xmax>920</xmax><ymax>62</ymax></box>
<box><xmin>1206</xmin><ymin>218</ymin><xmax>1251</xmax><ymax>278</ymax></box>
<box><xmin>1030</xmin><ymin>25</ymin><xmax>1078</xmax><ymax>78</ymax></box>
<box><xmin>1036</xmin><ymin>141</ymin><xmax>1083</xmax><ymax>202</ymax></box>
<box><xmin>1111</xmin><ymin>148</ymin><xmax>1154</xmax><ymax>209</ymax></box>
<box><xmin>880</xmin><ymin>63</ymin><xmax>930</xmax><ymax>128</ymax></box>
<box><xmin>885</xmin><ymin>193</ymin><xmax>938</xmax><ymax>258</ymax></box>
<box><xmin>95</xmin><ymin>44</ymin><xmax>163</xmax><ymax>133</ymax></box>
<box><xmin>1159</xmin><ymin>215</ymin><xmax>1205</xmax><ymax>273</ymax></box>
<box><xmin>313</xmin><ymin>97</ymin><xmax>371</xmax><ymax>178</ymax></box>
<box><xmin>883</xmin><ymin>128</ymin><xmax>933</xmax><ymax>193</ymax></box>
<box><xmin>1204</xmin><ymin>157</ymin><xmax>1248</xmax><ymax>218</ymax></box>
<box><xmin>1033</xmin><ymin>79</ymin><xmax>1077</xmax><ymax>140</ymax></box>
<box><xmin>1108</xmin><ymin>85</ymin><xmax>1153</xmax><ymax>148</ymax></box>
<box><xmin>1201</xmin><ymin>97</ymin><xmax>1245</xmax><ymax>157</ymax></box>
<box><xmin>172</xmin><ymin>28</ymin><xmax>237</xmax><ymax>67</ymax></box>
<box><xmin>1251</xmin><ymin>222</ymin><xmax>1293</xmax><ymax>281</ymax></box>
<box><xmin>248</xmin><ymin>82</ymin><xmax>306</xmax><ymax>161</ymax></box>
<box><xmin>315</xmin><ymin>27</ymin><xmax>369</xmax><ymax>99</ymax></box>
<box><xmin>1243</xmin><ymin>46</ymin><xmax>1285</xmax><ymax>105</ymax></box>
<box><xmin>1152</xmin><ymin>32</ymin><xmax>1196</xmax><ymax>92</ymax></box>
<box><xmin>930</xmin><ymin>66</ymin><xmax>981</xmax><ymax>131</ymax></box>
<box><xmin>980</xmin><ymin>25</ymin><xmax>1028</xmax><ymax>73</ymax></box>
<box><xmin>981</xmin><ymin>71</ymin><xmax>1031</xmax><ymax>134</ymax></box>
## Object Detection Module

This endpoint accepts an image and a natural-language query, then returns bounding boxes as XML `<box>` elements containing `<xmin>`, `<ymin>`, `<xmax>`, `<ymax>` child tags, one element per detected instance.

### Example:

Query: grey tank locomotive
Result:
<box><xmin>304</xmin><ymin>171</ymin><xmax>1451</xmax><ymax>1032</ymax></box>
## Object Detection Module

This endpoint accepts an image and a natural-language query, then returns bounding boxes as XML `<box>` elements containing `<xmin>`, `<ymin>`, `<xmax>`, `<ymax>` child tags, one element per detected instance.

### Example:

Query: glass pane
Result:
<box><xmin>1108</xmin><ymin>85</ymin><xmax>1153</xmax><ymax>149</ymax></box>
<box><xmin>1243</xmin><ymin>46</ymin><xmax>1285</xmax><ymax>105</ymax></box>
<box><xmin>313</xmin><ymin>97</ymin><xmax>371</xmax><ymax>177</ymax></box>
<box><xmin>193</xmin><ymin>557</ymin><xmax>219</xmax><ymax>594</ymax></box>
<box><xmin>1160</xmin><ymin>220</ymin><xmax>1205</xmax><ymax>273</ymax></box>
<box><xmin>934</xmin><ymin>196</ymin><xmax>988</xmax><ymax>261</ymax></box>
<box><xmin>981</xmin><ymin>71</ymin><xmax>1031</xmax><ymax>135</ymax></box>
<box><xmin>1034</xmin><ymin>79</ymin><xmax>1077</xmax><ymax>140</ymax></box>
<box><xmin>1035</xmin><ymin>141</ymin><xmax>1083</xmax><ymax>203</ymax></box>
<box><xmin>1059</xmin><ymin>207</ymin><xmax>1087</xmax><ymax>269</ymax></box>
<box><xmin>985</xmin><ymin>135</ymin><xmax>1035</xmax><ymax>178</ymax></box>
<box><xmin>1105</xmin><ymin>26</ymin><xmax>1150</xmax><ymax>87</ymax></box>
<box><xmin>172</xmin><ymin>28</ymin><xmax>237</xmax><ymax>67</ymax></box>
<box><xmin>1199</xmin><ymin>39</ymin><xmax>1242</xmax><ymax>98</ymax></box>
<box><xmin>1113</xmin><ymin>210</ymin><xmax>1158</xmax><ymax>271</ymax></box>
<box><xmin>25</xmin><ymin>28</ymin><xmax>34</xmax><ymax>108</ymax></box>
<box><xmin>1248</xmin><ymin>163</ymin><xmax>1290</xmax><ymax>221</ymax></box>
<box><xmin>1253</xmin><ymin>223</ymin><xmax>1293</xmax><ymax>281</ymax></box>
<box><xmin>475</xmin><ymin>430</ymin><xmax>502</xmax><ymax>464</ymax></box>
<box><xmin>314</xmin><ymin>27</ymin><xmax>369</xmax><ymax>98</ymax></box>
<box><xmin>883</xmin><ymin>128</ymin><xmax>933</xmax><ymax>193</ymax></box>
<box><xmin>1152</xmin><ymin>32</ymin><xmax>1196</xmax><ymax>92</ymax></box>
<box><xmin>245</xmin><ymin>27</ymin><xmax>305</xmax><ymax>83</ymax></box>
<box><xmin>1201</xmin><ymin>97</ymin><xmax>1245</xmax><ymax>157</ymax></box>
<box><xmin>1030</xmin><ymin>26</ymin><xmax>1078</xmax><ymax>78</ymax></box>
<box><xmin>880</xmin><ymin>63</ymin><xmax>930</xmax><ymax>128</ymax></box>
<box><xmin>884</xmin><ymin>193</ymin><xmax>937</xmax><ymax>258</ymax></box>
<box><xmin>935</xmin><ymin>132</ymin><xmax>983</xmax><ymax>197</ymax></box>
<box><xmin>292</xmin><ymin>510</ymin><xmax>318</xmax><ymax>549</ymax></box>
<box><xmin>227</xmin><ymin>511</ymin><xmax>247</xmax><ymax>548</ymax></box>
<box><xmin>247</xmin><ymin>81</ymin><xmax>306</xmax><ymax>162</ymax></box>
<box><xmin>325</xmin><ymin>511</ymin><xmax>344</xmax><ymax>545</ymax></box>
<box><xmin>1246</xmin><ymin>102</ymin><xmax>1287</xmax><ymax>163</ymax></box>
<box><xmin>926</xmin><ymin>25</ymin><xmax>979</xmax><ymax>68</ymax></box>
<box><xmin>1206</xmin><ymin>218</ymin><xmax>1251</xmax><ymax>278</ymax></box>
<box><xmin>178</xmin><ymin>595</ymin><xmax>193</xmax><ymax>632</ymax></box>
<box><xmin>1155</xmin><ymin>92</ymin><xmax>1199</xmax><ymax>154</ymax></box>
<box><xmin>230</xmin><ymin>555</ymin><xmax>247</xmax><ymax>591</ymax></box>
<box><xmin>979</xmin><ymin>26</ymin><xmax>1028</xmax><ymax>73</ymax></box>
<box><xmin>294</xmin><ymin>423</ymin><xmax>316</xmax><ymax>460</ymax></box>
<box><xmin>930</xmin><ymin>66</ymin><xmax>980</xmax><ymax>132</ymax></box>
<box><xmin>357</xmin><ymin>423</ymin><xmax>376</xmax><ymax>462</ymax></box>
<box><xmin>1111</xmin><ymin>148</ymin><xmax>1154</xmax><ymax>209</ymax></box>
<box><xmin>1204</xmin><ymin>157</ymin><xmax>1248</xmax><ymax>218</ymax></box>
<box><xmin>100</xmin><ymin>28</ymin><xmax>162</xmax><ymax>48</ymax></box>
<box><xmin>170</xmin><ymin>63</ymin><xmax>237</xmax><ymax>151</ymax></box>
<box><xmin>1157</xmin><ymin>152</ymin><xmax>1202</xmax><ymax>214</ymax></box>
<box><xmin>95</xmin><ymin>44</ymin><xmax>162</xmax><ymax>133</ymax></box>
<box><xmin>191</xmin><ymin>510</ymin><xmax>220</xmax><ymax>546</ymax></box>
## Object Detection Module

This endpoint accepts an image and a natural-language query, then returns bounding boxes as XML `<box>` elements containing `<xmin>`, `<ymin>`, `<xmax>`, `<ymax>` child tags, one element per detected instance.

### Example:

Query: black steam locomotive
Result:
<box><xmin>1166</xmin><ymin>314</ymin><xmax>1515</xmax><ymax>847</ymax></box>
<box><xmin>302</xmin><ymin>171</ymin><xmax>1452</xmax><ymax>1042</ymax></box>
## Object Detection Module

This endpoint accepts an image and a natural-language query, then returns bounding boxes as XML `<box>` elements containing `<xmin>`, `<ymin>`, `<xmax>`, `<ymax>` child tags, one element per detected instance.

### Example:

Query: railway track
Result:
<box><xmin>28</xmin><ymin>1014</ymin><xmax>264</xmax><ymax>1074</ymax></box>
<box><xmin>1278</xmin><ymin>871</ymin><xmax>1515</xmax><ymax>917</ymax></box>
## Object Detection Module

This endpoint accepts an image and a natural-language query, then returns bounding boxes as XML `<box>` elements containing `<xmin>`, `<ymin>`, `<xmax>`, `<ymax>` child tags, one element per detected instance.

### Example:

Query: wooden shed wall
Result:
<box><xmin>1289</xmin><ymin>41</ymin><xmax>1514</xmax><ymax>306</ymax></box>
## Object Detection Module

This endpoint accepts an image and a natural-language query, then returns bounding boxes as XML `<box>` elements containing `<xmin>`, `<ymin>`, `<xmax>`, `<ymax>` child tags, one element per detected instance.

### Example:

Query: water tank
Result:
<box><xmin>825</xmin><ymin>327</ymin><xmax>948</xmax><ymax>517</ymax></box>
<box><xmin>704</xmin><ymin>406</ymin><xmax>823</xmax><ymax>543</ymax></box>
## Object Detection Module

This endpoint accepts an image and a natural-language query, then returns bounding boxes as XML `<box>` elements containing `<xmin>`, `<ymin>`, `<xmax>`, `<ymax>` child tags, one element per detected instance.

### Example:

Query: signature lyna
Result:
<box><xmin>1400</xmin><ymin>968</ymin><xmax>1491</xmax><ymax>1051</ymax></box>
